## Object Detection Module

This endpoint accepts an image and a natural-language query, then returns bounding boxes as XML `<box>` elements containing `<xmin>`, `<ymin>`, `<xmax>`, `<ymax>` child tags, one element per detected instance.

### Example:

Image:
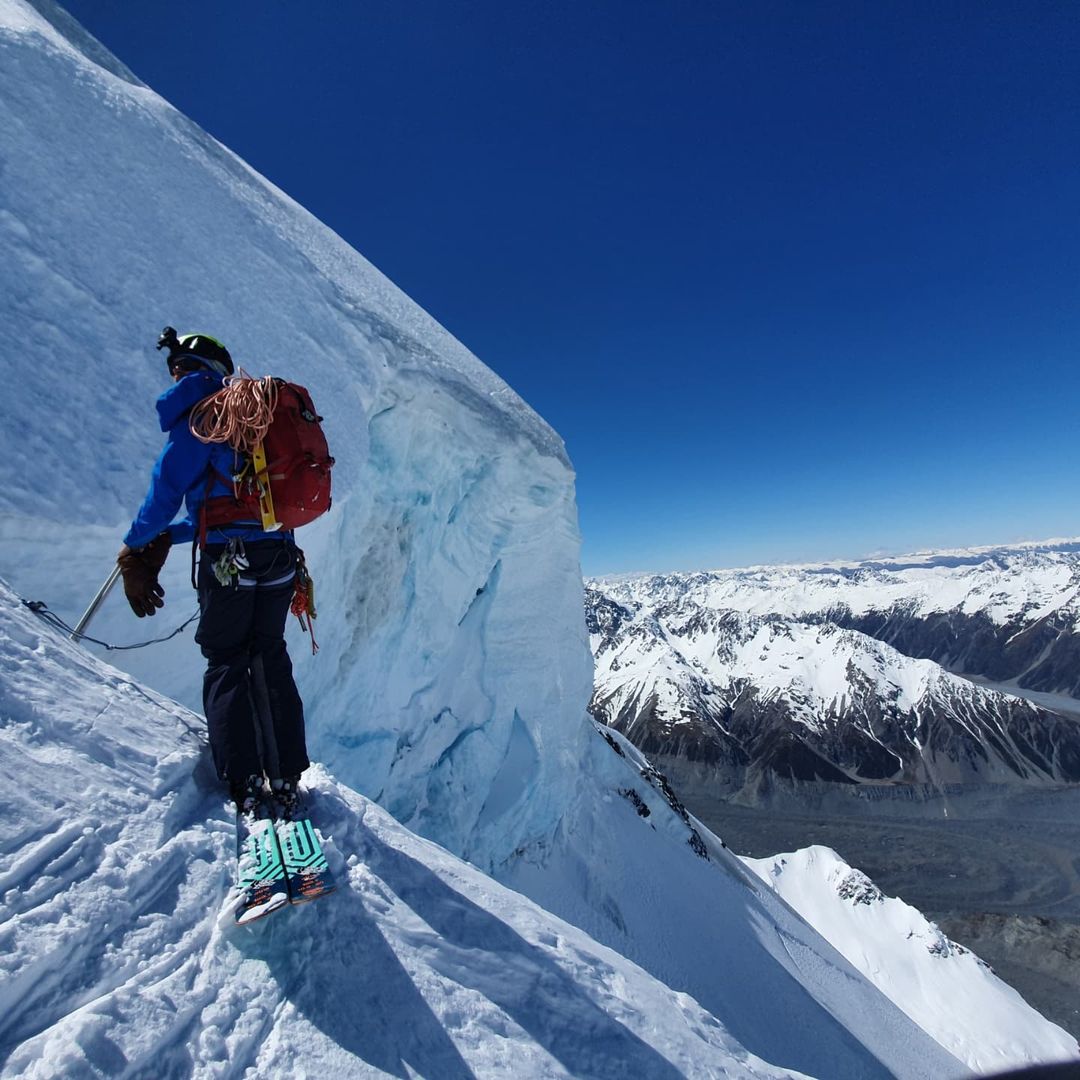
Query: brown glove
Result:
<box><xmin>117</xmin><ymin>532</ymin><xmax>173</xmax><ymax>617</ymax></box>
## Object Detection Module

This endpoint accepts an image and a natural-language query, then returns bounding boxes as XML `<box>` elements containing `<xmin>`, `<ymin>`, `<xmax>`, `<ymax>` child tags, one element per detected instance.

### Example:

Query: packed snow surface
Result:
<box><xmin>745</xmin><ymin>846</ymin><xmax>1079</xmax><ymax>1072</ymax></box>
<box><xmin>0</xmin><ymin>570</ymin><xmax>967</xmax><ymax>1080</ymax></box>
<box><xmin>0</xmin><ymin>581</ymin><xmax>802</xmax><ymax>1079</ymax></box>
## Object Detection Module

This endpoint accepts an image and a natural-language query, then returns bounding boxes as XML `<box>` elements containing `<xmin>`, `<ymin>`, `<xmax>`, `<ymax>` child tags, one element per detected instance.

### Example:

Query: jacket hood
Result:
<box><xmin>155</xmin><ymin>369</ymin><xmax>223</xmax><ymax>432</ymax></box>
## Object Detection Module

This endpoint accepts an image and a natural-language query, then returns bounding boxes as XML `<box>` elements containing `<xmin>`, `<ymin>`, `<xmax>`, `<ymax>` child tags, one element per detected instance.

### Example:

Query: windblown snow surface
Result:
<box><xmin>0</xmin><ymin>1</ymin><xmax>1062</xmax><ymax>1075</ymax></box>
<box><xmin>744</xmin><ymin>847</ymin><xmax>1078</xmax><ymax>1074</ymax></box>
<box><xmin>0</xmin><ymin>582</ymin><xmax>806</xmax><ymax>1079</ymax></box>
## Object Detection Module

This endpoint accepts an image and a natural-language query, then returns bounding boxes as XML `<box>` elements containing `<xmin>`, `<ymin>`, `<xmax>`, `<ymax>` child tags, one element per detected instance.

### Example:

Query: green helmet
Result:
<box><xmin>156</xmin><ymin>326</ymin><xmax>234</xmax><ymax>377</ymax></box>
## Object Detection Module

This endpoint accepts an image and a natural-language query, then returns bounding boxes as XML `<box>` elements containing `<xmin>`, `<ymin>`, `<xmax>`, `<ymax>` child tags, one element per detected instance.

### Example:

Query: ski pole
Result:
<box><xmin>71</xmin><ymin>565</ymin><xmax>121</xmax><ymax>641</ymax></box>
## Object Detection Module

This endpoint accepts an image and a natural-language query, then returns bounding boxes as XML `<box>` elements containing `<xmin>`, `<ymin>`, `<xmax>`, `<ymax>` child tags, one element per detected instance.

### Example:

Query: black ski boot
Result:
<box><xmin>230</xmin><ymin>773</ymin><xmax>267</xmax><ymax>817</ymax></box>
<box><xmin>269</xmin><ymin>775</ymin><xmax>302</xmax><ymax>821</ymax></box>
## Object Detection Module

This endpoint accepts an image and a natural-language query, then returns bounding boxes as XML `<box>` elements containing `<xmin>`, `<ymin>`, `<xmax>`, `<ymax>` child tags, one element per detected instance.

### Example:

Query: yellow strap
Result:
<box><xmin>252</xmin><ymin>441</ymin><xmax>282</xmax><ymax>532</ymax></box>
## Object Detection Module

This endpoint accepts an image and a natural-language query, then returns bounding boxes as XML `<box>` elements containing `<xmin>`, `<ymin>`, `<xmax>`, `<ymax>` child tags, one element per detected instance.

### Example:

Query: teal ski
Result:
<box><xmin>276</xmin><ymin>815</ymin><xmax>335</xmax><ymax>905</ymax></box>
<box><xmin>235</xmin><ymin>810</ymin><xmax>290</xmax><ymax>924</ymax></box>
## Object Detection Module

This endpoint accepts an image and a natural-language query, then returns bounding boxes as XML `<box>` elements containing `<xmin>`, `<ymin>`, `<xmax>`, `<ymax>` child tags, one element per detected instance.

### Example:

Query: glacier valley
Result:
<box><xmin>589</xmin><ymin>540</ymin><xmax>1080</xmax><ymax>1041</ymax></box>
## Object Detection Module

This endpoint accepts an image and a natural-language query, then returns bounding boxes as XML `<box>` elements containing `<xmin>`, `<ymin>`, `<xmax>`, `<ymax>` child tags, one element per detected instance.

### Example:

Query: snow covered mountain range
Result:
<box><xmin>0</xmin><ymin>1</ymin><xmax>1075</xmax><ymax>1075</ymax></box>
<box><xmin>589</xmin><ymin>541</ymin><xmax>1080</xmax><ymax>798</ymax></box>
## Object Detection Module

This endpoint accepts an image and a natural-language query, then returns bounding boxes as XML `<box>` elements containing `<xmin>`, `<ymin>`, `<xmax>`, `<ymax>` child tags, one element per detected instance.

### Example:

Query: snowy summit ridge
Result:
<box><xmin>744</xmin><ymin>845</ymin><xmax>1078</xmax><ymax>1073</ymax></box>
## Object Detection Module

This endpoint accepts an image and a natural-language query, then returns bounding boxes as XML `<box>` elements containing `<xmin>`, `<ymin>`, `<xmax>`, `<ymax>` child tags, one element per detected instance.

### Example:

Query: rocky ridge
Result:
<box><xmin>588</xmin><ymin>541</ymin><xmax>1080</xmax><ymax>796</ymax></box>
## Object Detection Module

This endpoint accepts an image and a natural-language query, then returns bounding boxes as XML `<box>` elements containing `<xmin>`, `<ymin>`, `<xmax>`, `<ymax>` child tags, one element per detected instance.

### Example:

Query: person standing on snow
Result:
<box><xmin>116</xmin><ymin>328</ymin><xmax>309</xmax><ymax>815</ymax></box>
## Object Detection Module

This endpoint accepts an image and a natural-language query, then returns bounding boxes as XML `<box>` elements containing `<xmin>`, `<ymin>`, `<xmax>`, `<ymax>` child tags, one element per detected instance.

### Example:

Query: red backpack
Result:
<box><xmin>195</xmin><ymin>378</ymin><xmax>334</xmax><ymax>538</ymax></box>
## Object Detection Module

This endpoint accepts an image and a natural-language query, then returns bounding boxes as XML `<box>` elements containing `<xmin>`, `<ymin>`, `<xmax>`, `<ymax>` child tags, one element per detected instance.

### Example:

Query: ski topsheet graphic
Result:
<box><xmin>235</xmin><ymin>812</ymin><xmax>290</xmax><ymax>924</ymax></box>
<box><xmin>277</xmin><ymin>815</ymin><xmax>335</xmax><ymax>904</ymax></box>
<box><xmin>233</xmin><ymin>791</ymin><xmax>335</xmax><ymax>923</ymax></box>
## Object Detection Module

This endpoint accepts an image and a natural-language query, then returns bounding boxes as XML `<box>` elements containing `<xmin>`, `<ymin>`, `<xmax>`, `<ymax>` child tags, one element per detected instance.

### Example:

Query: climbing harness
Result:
<box><xmin>212</xmin><ymin>537</ymin><xmax>250</xmax><ymax>586</ymax></box>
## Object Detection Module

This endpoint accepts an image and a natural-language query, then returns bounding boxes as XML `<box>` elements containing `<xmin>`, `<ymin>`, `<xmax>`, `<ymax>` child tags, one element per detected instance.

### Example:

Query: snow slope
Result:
<box><xmin>0</xmin><ymin>580</ymin><xmax>804</xmax><ymax>1079</ymax></box>
<box><xmin>0</xmin><ymin>575</ymin><xmax>970</xmax><ymax>1080</ymax></box>
<box><xmin>745</xmin><ymin>847</ymin><xmax>1079</xmax><ymax>1073</ymax></box>
<box><xmin>0</xmin><ymin>0</ymin><xmax>591</xmax><ymax>872</ymax></box>
<box><xmin>0</xmin><ymin>3</ymin><xmax>1041</xmax><ymax>1076</ymax></box>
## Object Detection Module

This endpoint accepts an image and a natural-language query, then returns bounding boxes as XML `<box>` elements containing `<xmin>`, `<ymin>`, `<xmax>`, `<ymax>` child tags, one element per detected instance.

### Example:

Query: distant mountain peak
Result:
<box><xmin>588</xmin><ymin>540</ymin><xmax>1080</xmax><ymax>796</ymax></box>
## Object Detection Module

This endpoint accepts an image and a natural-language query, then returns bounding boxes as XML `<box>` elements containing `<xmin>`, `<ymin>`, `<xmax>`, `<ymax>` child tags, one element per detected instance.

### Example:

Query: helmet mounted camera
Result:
<box><xmin>156</xmin><ymin>325</ymin><xmax>234</xmax><ymax>378</ymax></box>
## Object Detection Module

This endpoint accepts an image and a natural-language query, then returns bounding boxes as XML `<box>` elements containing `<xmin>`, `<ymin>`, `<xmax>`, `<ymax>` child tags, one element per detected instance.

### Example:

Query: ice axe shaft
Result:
<box><xmin>71</xmin><ymin>565</ymin><xmax>122</xmax><ymax>641</ymax></box>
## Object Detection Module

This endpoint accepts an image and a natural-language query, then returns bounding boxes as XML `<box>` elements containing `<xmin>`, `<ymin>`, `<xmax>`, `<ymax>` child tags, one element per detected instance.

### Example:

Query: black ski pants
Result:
<box><xmin>195</xmin><ymin>538</ymin><xmax>310</xmax><ymax>785</ymax></box>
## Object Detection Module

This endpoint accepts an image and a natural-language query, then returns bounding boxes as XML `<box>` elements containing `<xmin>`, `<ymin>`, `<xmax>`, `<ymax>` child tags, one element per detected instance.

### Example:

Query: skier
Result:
<box><xmin>116</xmin><ymin>328</ymin><xmax>310</xmax><ymax>819</ymax></box>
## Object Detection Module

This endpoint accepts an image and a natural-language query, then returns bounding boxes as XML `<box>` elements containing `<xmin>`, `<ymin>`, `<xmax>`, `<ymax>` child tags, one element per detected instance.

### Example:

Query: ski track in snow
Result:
<box><xmin>0</xmin><ymin>582</ymin><xmax>806</xmax><ymax>1080</ymax></box>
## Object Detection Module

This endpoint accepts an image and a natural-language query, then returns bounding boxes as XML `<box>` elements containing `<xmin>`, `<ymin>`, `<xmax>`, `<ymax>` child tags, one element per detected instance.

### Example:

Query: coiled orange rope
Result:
<box><xmin>189</xmin><ymin>370</ymin><xmax>279</xmax><ymax>453</ymax></box>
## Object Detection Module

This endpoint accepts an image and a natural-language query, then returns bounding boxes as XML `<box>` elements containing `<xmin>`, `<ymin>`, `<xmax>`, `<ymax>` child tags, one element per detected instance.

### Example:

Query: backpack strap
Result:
<box><xmin>199</xmin><ymin>458</ymin><xmax>252</xmax><ymax>550</ymax></box>
<box><xmin>251</xmin><ymin>440</ymin><xmax>282</xmax><ymax>532</ymax></box>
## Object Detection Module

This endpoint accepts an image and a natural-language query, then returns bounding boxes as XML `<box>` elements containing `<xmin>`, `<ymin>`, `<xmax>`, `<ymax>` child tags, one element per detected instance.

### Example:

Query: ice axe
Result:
<box><xmin>71</xmin><ymin>565</ymin><xmax>121</xmax><ymax>641</ymax></box>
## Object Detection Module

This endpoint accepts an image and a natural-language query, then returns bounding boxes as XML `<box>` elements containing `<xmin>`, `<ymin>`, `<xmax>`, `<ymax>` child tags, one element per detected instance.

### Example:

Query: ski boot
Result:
<box><xmin>231</xmin><ymin>773</ymin><xmax>267</xmax><ymax>816</ymax></box>
<box><xmin>269</xmin><ymin>775</ymin><xmax>302</xmax><ymax>821</ymax></box>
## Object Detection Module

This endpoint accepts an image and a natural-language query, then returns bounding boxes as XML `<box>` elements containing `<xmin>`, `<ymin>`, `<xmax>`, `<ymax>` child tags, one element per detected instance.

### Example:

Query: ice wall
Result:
<box><xmin>0</xmin><ymin>0</ymin><xmax>591</xmax><ymax>866</ymax></box>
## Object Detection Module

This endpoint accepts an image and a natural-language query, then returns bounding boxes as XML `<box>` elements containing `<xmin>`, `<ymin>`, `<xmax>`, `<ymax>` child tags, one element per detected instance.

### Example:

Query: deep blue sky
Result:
<box><xmin>62</xmin><ymin>1</ymin><xmax>1080</xmax><ymax>574</ymax></box>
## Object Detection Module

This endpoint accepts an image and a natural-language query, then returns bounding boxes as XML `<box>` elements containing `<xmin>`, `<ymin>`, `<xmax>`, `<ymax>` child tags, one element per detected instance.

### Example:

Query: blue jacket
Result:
<box><xmin>124</xmin><ymin>370</ymin><xmax>288</xmax><ymax>549</ymax></box>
